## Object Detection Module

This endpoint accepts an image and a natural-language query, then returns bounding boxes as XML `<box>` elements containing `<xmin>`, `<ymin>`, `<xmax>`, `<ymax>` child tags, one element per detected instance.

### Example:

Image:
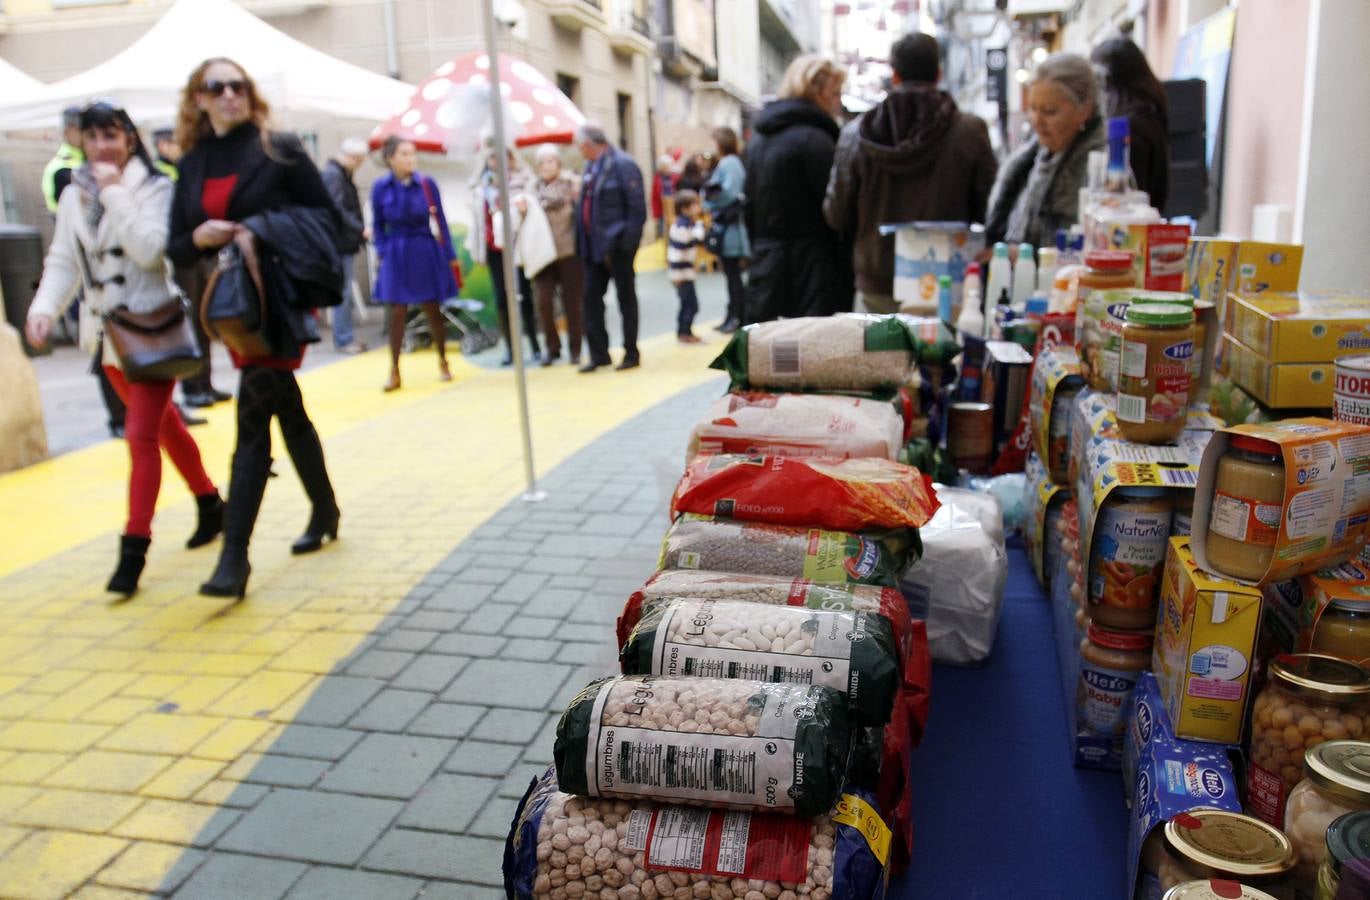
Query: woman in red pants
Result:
<box><xmin>26</xmin><ymin>101</ymin><xmax>222</xmax><ymax>597</ymax></box>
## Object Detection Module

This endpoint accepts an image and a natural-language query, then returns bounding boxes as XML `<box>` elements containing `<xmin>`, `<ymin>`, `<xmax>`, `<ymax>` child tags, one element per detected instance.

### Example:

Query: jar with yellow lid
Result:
<box><xmin>1206</xmin><ymin>436</ymin><xmax>1286</xmax><ymax>582</ymax></box>
<box><xmin>1149</xmin><ymin>808</ymin><xmax>1298</xmax><ymax>899</ymax></box>
<box><xmin>1308</xmin><ymin>601</ymin><xmax>1370</xmax><ymax>667</ymax></box>
<box><xmin>1118</xmin><ymin>303</ymin><xmax>1196</xmax><ymax>444</ymax></box>
<box><xmin>1164</xmin><ymin>881</ymin><xmax>1282</xmax><ymax>900</ymax></box>
<box><xmin>1314</xmin><ymin>811</ymin><xmax>1370</xmax><ymax>900</ymax></box>
<box><xmin>1078</xmin><ymin>622</ymin><xmax>1153</xmax><ymax>735</ymax></box>
<box><xmin>1285</xmin><ymin>741</ymin><xmax>1370</xmax><ymax>895</ymax></box>
<box><xmin>1247</xmin><ymin>656</ymin><xmax>1370</xmax><ymax>828</ymax></box>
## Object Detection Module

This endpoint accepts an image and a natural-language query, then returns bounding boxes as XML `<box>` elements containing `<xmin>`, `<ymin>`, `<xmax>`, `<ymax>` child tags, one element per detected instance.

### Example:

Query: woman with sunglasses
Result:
<box><xmin>26</xmin><ymin>101</ymin><xmax>222</xmax><ymax>597</ymax></box>
<box><xmin>168</xmin><ymin>57</ymin><xmax>340</xmax><ymax>599</ymax></box>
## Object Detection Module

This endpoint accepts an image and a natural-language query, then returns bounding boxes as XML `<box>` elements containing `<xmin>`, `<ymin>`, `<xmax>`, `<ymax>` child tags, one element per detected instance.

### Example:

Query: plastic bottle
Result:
<box><xmin>1037</xmin><ymin>246</ymin><xmax>1058</xmax><ymax>296</ymax></box>
<box><xmin>956</xmin><ymin>262</ymin><xmax>984</xmax><ymax>342</ymax></box>
<box><xmin>985</xmin><ymin>243</ymin><xmax>1012</xmax><ymax>328</ymax></box>
<box><xmin>1012</xmin><ymin>243</ymin><xmax>1036</xmax><ymax>311</ymax></box>
<box><xmin>937</xmin><ymin>274</ymin><xmax>954</xmax><ymax>332</ymax></box>
<box><xmin>1105</xmin><ymin>117</ymin><xmax>1139</xmax><ymax>193</ymax></box>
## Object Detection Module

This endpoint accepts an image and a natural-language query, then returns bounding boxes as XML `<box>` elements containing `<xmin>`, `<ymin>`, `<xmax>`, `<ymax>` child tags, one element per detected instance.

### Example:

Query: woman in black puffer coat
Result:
<box><xmin>743</xmin><ymin>54</ymin><xmax>853</xmax><ymax>322</ymax></box>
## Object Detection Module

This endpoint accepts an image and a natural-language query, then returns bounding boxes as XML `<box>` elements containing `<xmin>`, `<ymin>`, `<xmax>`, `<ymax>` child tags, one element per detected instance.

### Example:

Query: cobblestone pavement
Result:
<box><xmin>0</xmin><ymin>292</ymin><xmax>729</xmax><ymax>898</ymax></box>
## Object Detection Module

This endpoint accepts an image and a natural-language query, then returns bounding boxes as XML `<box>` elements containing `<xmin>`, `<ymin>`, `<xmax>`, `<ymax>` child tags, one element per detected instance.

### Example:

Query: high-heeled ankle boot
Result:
<box><xmin>200</xmin><ymin>542</ymin><xmax>250</xmax><ymax>599</ymax></box>
<box><xmin>186</xmin><ymin>492</ymin><xmax>225</xmax><ymax>549</ymax></box>
<box><xmin>107</xmin><ymin>534</ymin><xmax>151</xmax><ymax>596</ymax></box>
<box><xmin>291</xmin><ymin>504</ymin><xmax>340</xmax><ymax>555</ymax></box>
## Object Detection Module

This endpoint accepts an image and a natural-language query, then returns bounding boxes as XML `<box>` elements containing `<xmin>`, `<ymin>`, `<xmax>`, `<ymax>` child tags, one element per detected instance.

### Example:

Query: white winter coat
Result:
<box><xmin>28</xmin><ymin>158</ymin><xmax>180</xmax><ymax>366</ymax></box>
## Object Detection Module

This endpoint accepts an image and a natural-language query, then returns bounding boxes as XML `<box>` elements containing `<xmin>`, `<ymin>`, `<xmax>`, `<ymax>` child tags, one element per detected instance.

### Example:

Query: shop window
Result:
<box><xmin>617</xmin><ymin>92</ymin><xmax>632</xmax><ymax>153</ymax></box>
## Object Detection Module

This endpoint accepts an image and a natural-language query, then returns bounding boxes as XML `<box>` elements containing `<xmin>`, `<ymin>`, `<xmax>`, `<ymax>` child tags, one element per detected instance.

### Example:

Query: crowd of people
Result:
<box><xmin>22</xmin><ymin>31</ymin><xmax>1170</xmax><ymax>600</ymax></box>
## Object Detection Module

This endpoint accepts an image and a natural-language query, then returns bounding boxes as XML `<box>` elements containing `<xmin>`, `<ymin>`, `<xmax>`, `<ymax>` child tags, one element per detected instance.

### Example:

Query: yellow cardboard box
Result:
<box><xmin>1153</xmin><ymin>539</ymin><xmax>1264</xmax><ymax>744</ymax></box>
<box><xmin>1227</xmin><ymin>290</ymin><xmax>1370</xmax><ymax>363</ymax></box>
<box><xmin>1232</xmin><ymin>241</ymin><xmax>1303</xmax><ymax>295</ymax></box>
<box><xmin>1222</xmin><ymin>334</ymin><xmax>1334</xmax><ymax>408</ymax></box>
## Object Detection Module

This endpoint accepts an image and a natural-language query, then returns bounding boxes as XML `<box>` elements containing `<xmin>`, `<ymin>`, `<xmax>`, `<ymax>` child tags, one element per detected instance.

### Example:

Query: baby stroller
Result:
<box><xmin>402</xmin><ymin>297</ymin><xmax>500</xmax><ymax>356</ymax></box>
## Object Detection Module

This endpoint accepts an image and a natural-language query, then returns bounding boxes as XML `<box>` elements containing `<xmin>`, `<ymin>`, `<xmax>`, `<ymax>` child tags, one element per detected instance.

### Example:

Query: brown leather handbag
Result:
<box><xmin>102</xmin><ymin>299</ymin><xmax>204</xmax><ymax>383</ymax></box>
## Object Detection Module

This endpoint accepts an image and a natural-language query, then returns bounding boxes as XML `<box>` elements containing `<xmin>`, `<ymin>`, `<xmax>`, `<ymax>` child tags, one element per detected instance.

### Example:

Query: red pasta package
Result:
<box><xmin>671</xmin><ymin>453</ymin><xmax>940</xmax><ymax>533</ymax></box>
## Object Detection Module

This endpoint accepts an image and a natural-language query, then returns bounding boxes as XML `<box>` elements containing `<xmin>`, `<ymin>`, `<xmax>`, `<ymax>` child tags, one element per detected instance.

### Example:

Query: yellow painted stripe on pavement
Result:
<box><xmin>0</xmin><ymin>330</ymin><xmax>724</xmax><ymax>896</ymax></box>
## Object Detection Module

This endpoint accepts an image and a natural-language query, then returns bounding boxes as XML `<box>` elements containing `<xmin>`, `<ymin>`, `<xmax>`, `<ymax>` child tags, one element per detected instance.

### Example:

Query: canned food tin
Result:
<box><xmin>1334</xmin><ymin>355</ymin><xmax>1370</xmax><ymax>426</ymax></box>
<box><xmin>947</xmin><ymin>402</ymin><xmax>993</xmax><ymax>474</ymax></box>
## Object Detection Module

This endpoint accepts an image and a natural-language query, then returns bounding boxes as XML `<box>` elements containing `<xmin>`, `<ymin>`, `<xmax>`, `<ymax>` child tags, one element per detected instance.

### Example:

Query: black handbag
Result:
<box><xmin>201</xmin><ymin>239</ymin><xmax>271</xmax><ymax>357</ymax></box>
<box><xmin>76</xmin><ymin>245</ymin><xmax>201</xmax><ymax>383</ymax></box>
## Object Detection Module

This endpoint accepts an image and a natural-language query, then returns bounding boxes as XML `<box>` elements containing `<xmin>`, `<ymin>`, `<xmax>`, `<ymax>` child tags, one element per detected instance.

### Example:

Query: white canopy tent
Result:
<box><xmin>0</xmin><ymin>57</ymin><xmax>42</xmax><ymax>97</ymax></box>
<box><xmin>0</xmin><ymin>0</ymin><xmax>414</xmax><ymax>131</ymax></box>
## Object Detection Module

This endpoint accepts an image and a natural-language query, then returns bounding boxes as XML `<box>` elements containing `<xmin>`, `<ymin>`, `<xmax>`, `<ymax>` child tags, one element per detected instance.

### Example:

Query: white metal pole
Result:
<box><xmin>482</xmin><ymin>0</ymin><xmax>545</xmax><ymax>502</ymax></box>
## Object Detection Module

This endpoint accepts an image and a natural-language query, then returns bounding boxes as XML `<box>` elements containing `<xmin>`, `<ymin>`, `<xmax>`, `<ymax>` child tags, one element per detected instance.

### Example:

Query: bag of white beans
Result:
<box><xmin>620</xmin><ymin>598</ymin><xmax>902</xmax><ymax>727</ymax></box>
<box><xmin>686</xmin><ymin>392</ymin><xmax>906</xmax><ymax>463</ymax></box>
<box><xmin>657</xmin><ymin>515</ymin><xmax>919</xmax><ymax>588</ymax></box>
<box><xmin>504</xmin><ymin>765</ymin><xmax>893</xmax><ymax>900</ymax></box>
<box><xmin>710</xmin><ymin>314</ymin><xmax>920</xmax><ymax>392</ymax></box>
<box><xmin>553</xmin><ymin>675</ymin><xmax>858</xmax><ymax>816</ymax></box>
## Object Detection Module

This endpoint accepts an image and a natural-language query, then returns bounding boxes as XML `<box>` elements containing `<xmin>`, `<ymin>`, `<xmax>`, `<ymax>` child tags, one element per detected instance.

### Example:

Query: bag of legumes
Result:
<box><xmin>504</xmin><ymin>765</ymin><xmax>893</xmax><ymax>900</ymax></box>
<box><xmin>553</xmin><ymin>675</ymin><xmax>858</xmax><ymax>816</ymax></box>
<box><xmin>711</xmin><ymin>313</ymin><xmax>920</xmax><ymax>392</ymax></box>
<box><xmin>620</xmin><ymin>598</ymin><xmax>901</xmax><ymax>727</ymax></box>
<box><xmin>618</xmin><ymin>570</ymin><xmax>932</xmax><ymax>748</ymax></box>
<box><xmin>671</xmin><ymin>454</ymin><xmax>940</xmax><ymax>534</ymax></box>
<box><xmin>658</xmin><ymin>514</ymin><xmax>920</xmax><ymax>587</ymax></box>
<box><xmin>686</xmin><ymin>391</ymin><xmax>906</xmax><ymax>463</ymax></box>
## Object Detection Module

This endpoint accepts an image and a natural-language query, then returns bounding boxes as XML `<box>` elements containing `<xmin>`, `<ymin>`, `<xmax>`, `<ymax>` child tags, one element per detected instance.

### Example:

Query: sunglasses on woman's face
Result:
<box><xmin>200</xmin><ymin>79</ymin><xmax>247</xmax><ymax>98</ymax></box>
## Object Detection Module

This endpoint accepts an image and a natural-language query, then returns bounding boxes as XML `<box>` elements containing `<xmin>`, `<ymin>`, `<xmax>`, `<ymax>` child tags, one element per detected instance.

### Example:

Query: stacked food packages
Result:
<box><xmin>1021</xmin><ymin>232</ymin><xmax>1370</xmax><ymax>899</ymax></box>
<box><xmin>505</xmin><ymin>315</ymin><xmax>966</xmax><ymax>899</ymax></box>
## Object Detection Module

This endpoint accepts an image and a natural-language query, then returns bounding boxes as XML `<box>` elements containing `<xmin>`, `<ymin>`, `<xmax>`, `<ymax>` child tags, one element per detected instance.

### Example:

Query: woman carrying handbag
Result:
<box><xmin>168</xmin><ymin>57</ymin><xmax>341</xmax><ymax>599</ymax></box>
<box><xmin>371</xmin><ymin>136</ymin><xmax>461</xmax><ymax>392</ymax></box>
<box><xmin>26</xmin><ymin>101</ymin><xmax>222</xmax><ymax>598</ymax></box>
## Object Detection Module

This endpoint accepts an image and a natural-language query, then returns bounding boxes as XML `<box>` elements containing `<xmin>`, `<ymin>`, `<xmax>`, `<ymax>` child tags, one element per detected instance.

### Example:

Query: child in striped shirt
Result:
<box><xmin>667</xmin><ymin>190</ymin><xmax>706</xmax><ymax>344</ymax></box>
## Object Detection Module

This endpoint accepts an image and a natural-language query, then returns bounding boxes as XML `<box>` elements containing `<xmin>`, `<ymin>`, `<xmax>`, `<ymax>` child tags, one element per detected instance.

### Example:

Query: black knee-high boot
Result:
<box><xmin>281</xmin><ymin>414</ymin><xmax>338</xmax><ymax>554</ymax></box>
<box><xmin>201</xmin><ymin>368</ymin><xmax>275</xmax><ymax>598</ymax></box>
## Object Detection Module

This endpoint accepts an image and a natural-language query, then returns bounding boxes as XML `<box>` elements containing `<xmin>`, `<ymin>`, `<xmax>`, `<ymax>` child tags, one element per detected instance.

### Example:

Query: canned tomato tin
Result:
<box><xmin>1335</xmin><ymin>355</ymin><xmax>1370</xmax><ymax>426</ymax></box>
<box><xmin>948</xmin><ymin>402</ymin><xmax>994</xmax><ymax>474</ymax></box>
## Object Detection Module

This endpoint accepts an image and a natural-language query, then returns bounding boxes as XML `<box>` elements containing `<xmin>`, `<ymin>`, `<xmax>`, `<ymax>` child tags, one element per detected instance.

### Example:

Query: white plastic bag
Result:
<box><xmin>900</xmin><ymin>489</ymin><xmax>1008</xmax><ymax>665</ymax></box>
<box><xmin>687</xmin><ymin>392</ymin><xmax>905</xmax><ymax>462</ymax></box>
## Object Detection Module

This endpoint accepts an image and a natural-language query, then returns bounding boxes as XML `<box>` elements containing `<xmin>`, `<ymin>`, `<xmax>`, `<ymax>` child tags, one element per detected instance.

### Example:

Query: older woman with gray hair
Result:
<box><xmin>526</xmin><ymin>144</ymin><xmax>584</xmax><ymax>365</ymax></box>
<box><xmin>985</xmin><ymin>53</ymin><xmax>1106</xmax><ymax>249</ymax></box>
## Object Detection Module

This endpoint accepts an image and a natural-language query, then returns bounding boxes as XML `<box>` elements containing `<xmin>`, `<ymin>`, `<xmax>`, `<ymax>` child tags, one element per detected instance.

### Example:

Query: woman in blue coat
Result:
<box><xmin>704</xmin><ymin>126</ymin><xmax>750</xmax><ymax>333</ymax></box>
<box><xmin>371</xmin><ymin>136</ymin><xmax>460</xmax><ymax>392</ymax></box>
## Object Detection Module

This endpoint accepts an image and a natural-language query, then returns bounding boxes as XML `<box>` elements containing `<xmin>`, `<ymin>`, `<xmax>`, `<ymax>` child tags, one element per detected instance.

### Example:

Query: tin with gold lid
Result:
<box><xmin>1162</xmin><ymin>880</ymin><xmax>1281</xmax><ymax>900</ymax></box>
<box><xmin>1158</xmin><ymin>809</ymin><xmax>1297</xmax><ymax>899</ymax></box>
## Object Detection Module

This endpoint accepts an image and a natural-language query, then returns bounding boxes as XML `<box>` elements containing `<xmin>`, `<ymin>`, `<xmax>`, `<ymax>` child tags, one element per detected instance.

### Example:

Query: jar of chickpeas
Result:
<box><xmin>1246</xmin><ymin>656</ymin><xmax>1370</xmax><ymax>829</ymax></box>
<box><xmin>1285</xmin><ymin>742</ymin><xmax>1370</xmax><ymax>899</ymax></box>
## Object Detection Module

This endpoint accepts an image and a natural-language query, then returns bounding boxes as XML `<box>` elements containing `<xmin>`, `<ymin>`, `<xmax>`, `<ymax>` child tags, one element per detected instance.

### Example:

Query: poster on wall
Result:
<box><xmin>675</xmin><ymin>0</ymin><xmax>717</xmax><ymax>70</ymax></box>
<box><xmin>1172</xmin><ymin>5</ymin><xmax>1235</xmax><ymax>168</ymax></box>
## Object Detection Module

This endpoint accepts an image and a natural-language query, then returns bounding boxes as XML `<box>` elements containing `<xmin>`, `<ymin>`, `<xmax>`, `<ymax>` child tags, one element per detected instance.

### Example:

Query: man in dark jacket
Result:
<box><xmin>320</xmin><ymin>138</ymin><xmax>369</xmax><ymax>353</ymax></box>
<box><xmin>744</xmin><ymin>58</ymin><xmax>852</xmax><ymax>322</ymax></box>
<box><xmin>574</xmin><ymin>123</ymin><xmax>646</xmax><ymax>372</ymax></box>
<box><xmin>824</xmin><ymin>33</ymin><xmax>998</xmax><ymax>314</ymax></box>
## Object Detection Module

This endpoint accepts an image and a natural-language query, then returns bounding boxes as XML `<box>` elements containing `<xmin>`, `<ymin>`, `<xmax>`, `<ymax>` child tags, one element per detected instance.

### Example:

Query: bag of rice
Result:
<box><xmin>620</xmin><ymin>598</ymin><xmax>901</xmax><ymax>725</ymax></box>
<box><xmin>617</xmin><ymin>571</ymin><xmax>932</xmax><ymax>747</ymax></box>
<box><xmin>686</xmin><ymin>391</ymin><xmax>905</xmax><ymax>462</ymax></box>
<box><xmin>671</xmin><ymin>454</ymin><xmax>940</xmax><ymax>533</ymax></box>
<box><xmin>657</xmin><ymin>514</ymin><xmax>920</xmax><ymax>587</ymax></box>
<box><xmin>710</xmin><ymin>314</ymin><xmax>920</xmax><ymax>391</ymax></box>
<box><xmin>504</xmin><ymin>766</ymin><xmax>893</xmax><ymax>900</ymax></box>
<box><xmin>553</xmin><ymin>675</ymin><xmax>855</xmax><ymax>815</ymax></box>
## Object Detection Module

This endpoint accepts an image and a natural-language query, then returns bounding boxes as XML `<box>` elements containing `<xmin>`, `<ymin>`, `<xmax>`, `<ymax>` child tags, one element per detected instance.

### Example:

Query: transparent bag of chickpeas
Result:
<box><xmin>1245</xmin><ymin>654</ymin><xmax>1370</xmax><ymax>827</ymax></box>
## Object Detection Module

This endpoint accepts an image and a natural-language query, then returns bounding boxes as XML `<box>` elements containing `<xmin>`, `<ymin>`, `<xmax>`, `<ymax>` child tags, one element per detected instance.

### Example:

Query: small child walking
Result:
<box><xmin>667</xmin><ymin>190</ymin><xmax>706</xmax><ymax>344</ymax></box>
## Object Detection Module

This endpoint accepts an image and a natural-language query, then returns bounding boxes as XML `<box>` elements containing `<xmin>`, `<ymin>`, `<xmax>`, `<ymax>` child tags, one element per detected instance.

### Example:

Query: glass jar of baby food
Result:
<box><xmin>1314</xmin><ymin>811</ymin><xmax>1370</xmax><ymax>900</ymax></box>
<box><xmin>1308</xmin><ymin>601</ymin><xmax>1370</xmax><ymax>666</ymax></box>
<box><xmin>1285</xmin><ymin>741</ymin><xmax>1370</xmax><ymax>896</ymax></box>
<box><xmin>1173</xmin><ymin>491</ymin><xmax>1196</xmax><ymax>537</ymax></box>
<box><xmin>1050</xmin><ymin>383</ymin><xmax>1082</xmax><ymax>482</ymax></box>
<box><xmin>1118</xmin><ymin>303</ymin><xmax>1196</xmax><ymax>444</ymax></box>
<box><xmin>1089</xmin><ymin>486</ymin><xmax>1174</xmax><ymax>630</ymax></box>
<box><xmin>1247</xmin><ymin>655</ymin><xmax>1370</xmax><ymax>828</ymax></box>
<box><xmin>1078</xmin><ymin>622</ymin><xmax>1153</xmax><ymax>735</ymax></box>
<box><xmin>1205</xmin><ymin>436</ymin><xmax>1285</xmax><ymax>583</ymax></box>
<box><xmin>1155</xmin><ymin>809</ymin><xmax>1298</xmax><ymax>900</ymax></box>
<box><xmin>1078</xmin><ymin>250</ymin><xmax>1137</xmax><ymax>297</ymax></box>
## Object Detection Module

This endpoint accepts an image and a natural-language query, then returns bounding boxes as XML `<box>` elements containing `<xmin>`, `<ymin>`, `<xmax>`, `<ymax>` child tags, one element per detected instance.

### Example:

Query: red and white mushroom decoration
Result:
<box><xmin>370</xmin><ymin>51</ymin><xmax>587</xmax><ymax>154</ymax></box>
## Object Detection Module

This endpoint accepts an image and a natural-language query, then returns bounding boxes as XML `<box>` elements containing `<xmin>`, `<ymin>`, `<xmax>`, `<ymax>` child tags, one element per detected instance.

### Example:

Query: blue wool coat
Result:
<box><xmin>704</xmin><ymin>154</ymin><xmax>750</xmax><ymax>259</ymax></box>
<box><xmin>574</xmin><ymin>146</ymin><xmax>646</xmax><ymax>264</ymax></box>
<box><xmin>371</xmin><ymin>172</ymin><xmax>459</xmax><ymax>304</ymax></box>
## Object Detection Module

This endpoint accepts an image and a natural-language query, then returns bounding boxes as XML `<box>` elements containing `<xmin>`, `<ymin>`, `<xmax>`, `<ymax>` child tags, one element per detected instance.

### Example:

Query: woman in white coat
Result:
<box><xmin>26</xmin><ymin>102</ymin><xmax>221</xmax><ymax>597</ymax></box>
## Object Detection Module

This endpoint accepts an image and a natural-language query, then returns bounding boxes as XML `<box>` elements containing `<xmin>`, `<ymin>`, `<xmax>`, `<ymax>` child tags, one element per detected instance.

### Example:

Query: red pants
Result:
<box><xmin>104</xmin><ymin>366</ymin><xmax>216</xmax><ymax>538</ymax></box>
